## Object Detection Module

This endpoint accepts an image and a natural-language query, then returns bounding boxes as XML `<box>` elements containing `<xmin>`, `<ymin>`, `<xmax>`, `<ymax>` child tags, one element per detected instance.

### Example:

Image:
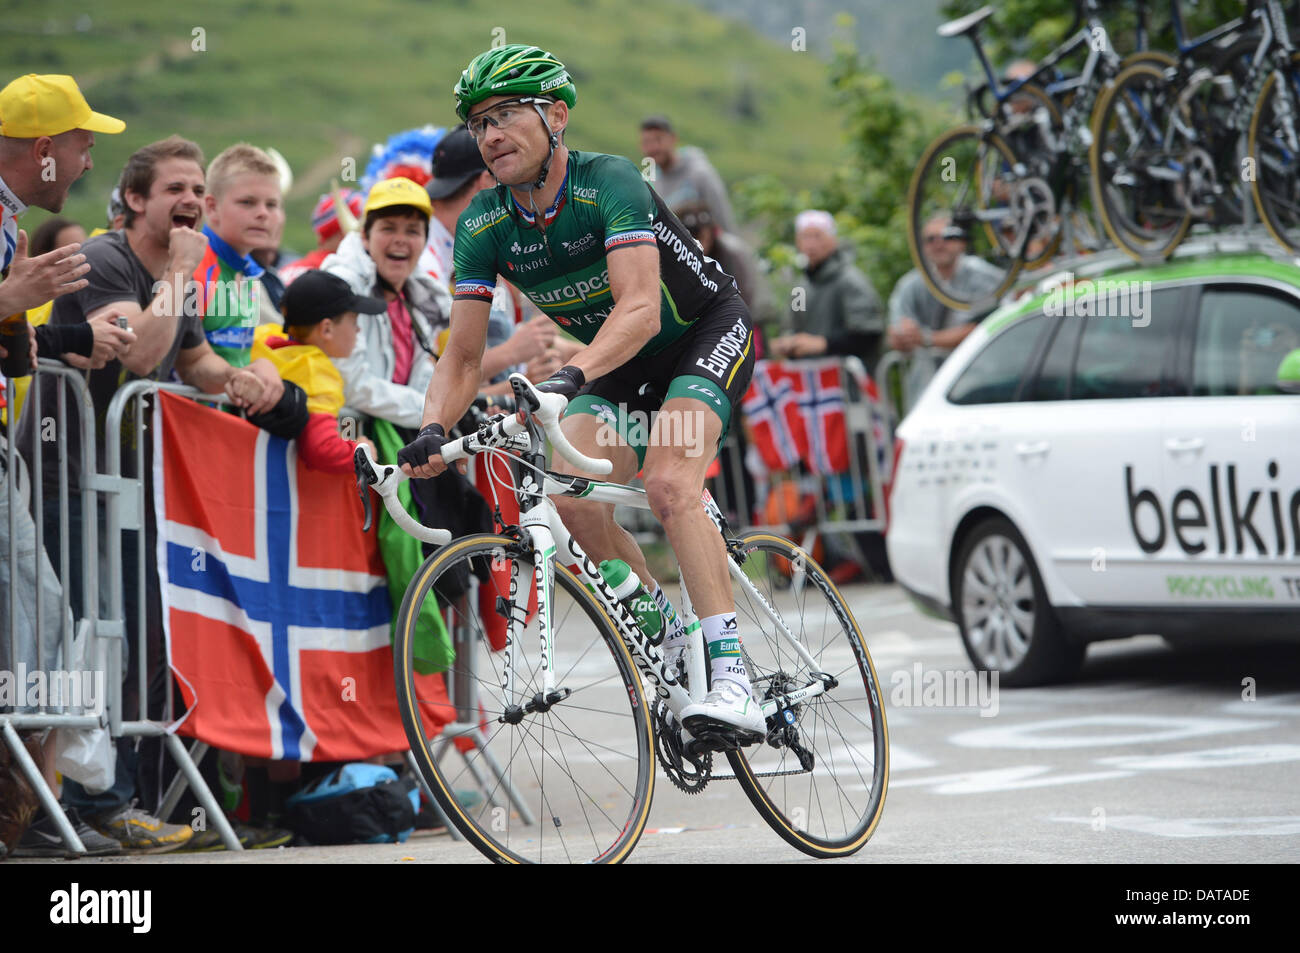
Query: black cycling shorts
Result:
<box><xmin>566</xmin><ymin>293</ymin><xmax>754</xmax><ymax>467</ymax></box>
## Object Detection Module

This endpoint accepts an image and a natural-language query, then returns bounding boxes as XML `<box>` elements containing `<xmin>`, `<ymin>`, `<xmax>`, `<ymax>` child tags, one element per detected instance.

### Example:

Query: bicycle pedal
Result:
<box><xmin>681</xmin><ymin>716</ymin><xmax>763</xmax><ymax>751</ymax></box>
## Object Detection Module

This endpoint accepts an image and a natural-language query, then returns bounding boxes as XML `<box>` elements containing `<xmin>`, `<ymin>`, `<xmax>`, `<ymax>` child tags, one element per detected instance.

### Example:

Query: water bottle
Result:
<box><xmin>599</xmin><ymin>559</ymin><xmax>664</xmax><ymax>646</ymax></box>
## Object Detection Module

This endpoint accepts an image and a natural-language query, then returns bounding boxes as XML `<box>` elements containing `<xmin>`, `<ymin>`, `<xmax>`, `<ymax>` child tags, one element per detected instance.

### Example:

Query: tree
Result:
<box><xmin>736</xmin><ymin>16</ymin><xmax>946</xmax><ymax>330</ymax></box>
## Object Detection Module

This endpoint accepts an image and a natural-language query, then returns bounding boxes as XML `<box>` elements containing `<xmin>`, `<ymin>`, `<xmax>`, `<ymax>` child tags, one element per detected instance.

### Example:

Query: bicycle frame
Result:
<box><xmin>512</xmin><ymin>468</ymin><xmax>830</xmax><ymax>727</ymax></box>
<box><xmin>407</xmin><ymin>400</ymin><xmax>833</xmax><ymax>729</ymax></box>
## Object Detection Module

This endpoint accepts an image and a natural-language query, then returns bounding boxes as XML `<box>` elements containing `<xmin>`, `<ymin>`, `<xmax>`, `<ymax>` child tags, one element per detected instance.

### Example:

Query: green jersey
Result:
<box><xmin>452</xmin><ymin>150</ymin><xmax>737</xmax><ymax>356</ymax></box>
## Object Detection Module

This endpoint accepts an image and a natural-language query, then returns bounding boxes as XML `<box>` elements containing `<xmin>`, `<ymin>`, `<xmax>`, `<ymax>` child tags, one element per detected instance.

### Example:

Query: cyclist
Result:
<box><xmin>398</xmin><ymin>44</ymin><xmax>764</xmax><ymax>743</ymax></box>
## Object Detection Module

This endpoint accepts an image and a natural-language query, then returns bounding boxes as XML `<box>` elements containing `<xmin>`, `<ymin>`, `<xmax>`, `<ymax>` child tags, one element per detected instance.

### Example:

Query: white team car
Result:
<box><xmin>885</xmin><ymin>249</ymin><xmax>1300</xmax><ymax>685</ymax></box>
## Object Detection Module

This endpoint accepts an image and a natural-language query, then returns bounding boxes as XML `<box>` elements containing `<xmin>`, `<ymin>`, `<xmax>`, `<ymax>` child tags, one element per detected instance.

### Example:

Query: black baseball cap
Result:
<box><xmin>426</xmin><ymin>125</ymin><xmax>489</xmax><ymax>200</ymax></box>
<box><xmin>281</xmin><ymin>270</ymin><xmax>384</xmax><ymax>327</ymax></box>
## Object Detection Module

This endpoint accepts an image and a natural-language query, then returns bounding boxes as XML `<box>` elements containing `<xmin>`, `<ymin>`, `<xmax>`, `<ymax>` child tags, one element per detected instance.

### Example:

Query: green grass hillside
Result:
<box><xmin>1</xmin><ymin>0</ymin><xmax>845</xmax><ymax>253</ymax></box>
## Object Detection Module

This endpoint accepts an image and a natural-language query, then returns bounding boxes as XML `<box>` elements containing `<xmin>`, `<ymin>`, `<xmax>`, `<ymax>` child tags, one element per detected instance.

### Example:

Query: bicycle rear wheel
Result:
<box><xmin>395</xmin><ymin>533</ymin><xmax>655</xmax><ymax>864</ymax></box>
<box><xmin>1249</xmin><ymin>54</ymin><xmax>1300</xmax><ymax>253</ymax></box>
<box><xmin>723</xmin><ymin>531</ymin><xmax>889</xmax><ymax>858</ymax></box>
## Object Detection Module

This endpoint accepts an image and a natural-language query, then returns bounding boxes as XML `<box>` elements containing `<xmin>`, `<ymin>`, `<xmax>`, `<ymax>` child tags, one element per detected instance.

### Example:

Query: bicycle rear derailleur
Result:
<box><xmin>653</xmin><ymin>699</ymin><xmax>712</xmax><ymax>794</ymax></box>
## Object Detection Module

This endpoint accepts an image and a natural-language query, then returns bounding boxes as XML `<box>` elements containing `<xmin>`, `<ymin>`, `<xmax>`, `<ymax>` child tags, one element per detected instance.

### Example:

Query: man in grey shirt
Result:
<box><xmin>639</xmin><ymin>115</ymin><xmax>736</xmax><ymax>234</ymax></box>
<box><xmin>888</xmin><ymin>214</ymin><xmax>1004</xmax><ymax>352</ymax></box>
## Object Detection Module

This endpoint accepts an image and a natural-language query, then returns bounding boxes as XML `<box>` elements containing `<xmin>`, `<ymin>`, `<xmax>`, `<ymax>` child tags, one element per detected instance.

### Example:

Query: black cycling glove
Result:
<box><xmin>534</xmin><ymin>364</ymin><xmax>586</xmax><ymax>401</ymax></box>
<box><xmin>397</xmin><ymin>423</ymin><xmax>447</xmax><ymax>471</ymax></box>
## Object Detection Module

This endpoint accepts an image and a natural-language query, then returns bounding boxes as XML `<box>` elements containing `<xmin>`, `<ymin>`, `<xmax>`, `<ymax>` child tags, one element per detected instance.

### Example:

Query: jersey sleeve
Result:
<box><xmin>452</xmin><ymin>201</ymin><xmax>500</xmax><ymax>305</ymax></box>
<box><xmin>592</xmin><ymin>156</ymin><xmax>658</xmax><ymax>253</ymax></box>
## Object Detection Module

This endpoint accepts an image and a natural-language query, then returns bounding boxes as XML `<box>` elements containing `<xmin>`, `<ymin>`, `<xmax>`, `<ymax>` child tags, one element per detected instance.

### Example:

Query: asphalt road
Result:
<box><xmin>19</xmin><ymin>582</ymin><xmax>1297</xmax><ymax>866</ymax></box>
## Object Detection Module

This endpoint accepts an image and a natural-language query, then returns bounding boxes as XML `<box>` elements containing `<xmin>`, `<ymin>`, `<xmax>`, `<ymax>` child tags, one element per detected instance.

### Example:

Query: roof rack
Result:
<box><xmin>1009</xmin><ymin>225</ymin><xmax>1300</xmax><ymax>299</ymax></box>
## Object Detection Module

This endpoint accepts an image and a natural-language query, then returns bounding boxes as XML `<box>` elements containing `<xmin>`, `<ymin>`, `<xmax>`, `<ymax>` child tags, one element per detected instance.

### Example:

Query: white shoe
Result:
<box><xmin>681</xmin><ymin>679</ymin><xmax>766</xmax><ymax>745</ymax></box>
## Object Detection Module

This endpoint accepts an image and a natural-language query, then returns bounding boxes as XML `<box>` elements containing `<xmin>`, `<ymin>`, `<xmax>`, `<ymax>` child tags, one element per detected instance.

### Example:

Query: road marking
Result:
<box><xmin>1097</xmin><ymin>744</ymin><xmax>1300</xmax><ymax>771</ymax></box>
<box><xmin>888</xmin><ymin>765</ymin><xmax>1133</xmax><ymax>794</ymax></box>
<box><xmin>1222</xmin><ymin>693</ymin><xmax>1300</xmax><ymax>717</ymax></box>
<box><xmin>950</xmin><ymin>715</ymin><xmax>1274</xmax><ymax>750</ymax></box>
<box><xmin>1051</xmin><ymin>815</ymin><xmax>1300</xmax><ymax>838</ymax></box>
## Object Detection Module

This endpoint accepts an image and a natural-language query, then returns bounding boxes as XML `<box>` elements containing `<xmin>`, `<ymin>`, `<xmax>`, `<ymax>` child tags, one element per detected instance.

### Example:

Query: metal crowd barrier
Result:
<box><xmin>103</xmin><ymin>380</ymin><xmax>242</xmax><ymax>850</ymax></box>
<box><xmin>874</xmin><ymin>345</ymin><xmax>951</xmax><ymax>425</ymax></box>
<box><xmin>704</xmin><ymin>356</ymin><xmax>892</xmax><ymax>572</ymax></box>
<box><xmin>3</xmin><ymin>362</ymin><xmax>105</xmax><ymax>854</ymax></box>
<box><xmin>0</xmin><ymin>367</ymin><xmax>239</xmax><ymax>855</ymax></box>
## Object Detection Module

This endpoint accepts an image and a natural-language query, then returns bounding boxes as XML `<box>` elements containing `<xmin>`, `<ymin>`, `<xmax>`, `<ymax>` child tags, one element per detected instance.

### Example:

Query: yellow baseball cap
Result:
<box><xmin>0</xmin><ymin>74</ymin><xmax>125</xmax><ymax>138</ymax></box>
<box><xmin>363</xmin><ymin>176</ymin><xmax>432</xmax><ymax>219</ymax></box>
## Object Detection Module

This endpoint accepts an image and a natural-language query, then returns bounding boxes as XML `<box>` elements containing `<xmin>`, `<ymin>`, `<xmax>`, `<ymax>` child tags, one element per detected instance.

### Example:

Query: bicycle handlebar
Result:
<box><xmin>353</xmin><ymin>442</ymin><xmax>453</xmax><ymax>546</ymax></box>
<box><xmin>354</xmin><ymin>372</ymin><xmax>611</xmax><ymax>542</ymax></box>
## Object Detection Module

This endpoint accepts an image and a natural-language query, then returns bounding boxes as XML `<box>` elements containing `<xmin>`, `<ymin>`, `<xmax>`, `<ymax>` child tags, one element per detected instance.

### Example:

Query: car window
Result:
<box><xmin>1026</xmin><ymin>317</ymin><xmax>1077</xmax><ymax>401</ymax></box>
<box><xmin>1193</xmin><ymin>285</ymin><xmax>1300</xmax><ymax>397</ymax></box>
<box><xmin>947</xmin><ymin>314</ymin><xmax>1046</xmax><ymax>405</ymax></box>
<box><xmin>1070</xmin><ymin>288</ymin><xmax>1182</xmax><ymax>400</ymax></box>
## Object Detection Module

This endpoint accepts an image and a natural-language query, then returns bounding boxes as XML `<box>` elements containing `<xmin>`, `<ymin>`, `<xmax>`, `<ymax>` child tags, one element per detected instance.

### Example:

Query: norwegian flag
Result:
<box><xmin>742</xmin><ymin>359</ymin><xmax>891</xmax><ymax>480</ymax></box>
<box><xmin>740</xmin><ymin>361</ymin><xmax>807</xmax><ymax>471</ymax></box>
<box><xmin>795</xmin><ymin>361</ymin><xmax>850</xmax><ymax>475</ymax></box>
<box><xmin>153</xmin><ymin>392</ymin><xmax>452</xmax><ymax>761</ymax></box>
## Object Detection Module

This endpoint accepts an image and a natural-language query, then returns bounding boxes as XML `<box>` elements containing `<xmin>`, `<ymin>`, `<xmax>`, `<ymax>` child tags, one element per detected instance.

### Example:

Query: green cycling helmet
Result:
<box><xmin>454</xmin><ymin>44</ymin><xmax>577</xmax><ymax>121</ymax></box>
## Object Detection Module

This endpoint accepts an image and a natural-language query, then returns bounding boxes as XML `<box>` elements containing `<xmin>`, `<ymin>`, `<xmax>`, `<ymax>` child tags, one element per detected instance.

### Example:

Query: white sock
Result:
<box><xmin>701</xmin><ymin>612</ymin><xmax>749</xmax><ymax>691</ymax></box>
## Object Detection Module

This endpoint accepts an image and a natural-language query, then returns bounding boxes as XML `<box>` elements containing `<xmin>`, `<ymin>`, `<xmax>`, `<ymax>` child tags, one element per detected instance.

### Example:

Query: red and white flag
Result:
<box><xmin>153</xmin><ymin>392</ymin><xmax>452</xmax><ymax>761</ymax></box>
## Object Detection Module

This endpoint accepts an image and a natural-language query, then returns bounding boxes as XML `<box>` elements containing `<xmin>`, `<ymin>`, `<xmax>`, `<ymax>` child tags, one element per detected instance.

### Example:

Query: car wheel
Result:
<box><xmin>952</xmin><ymin>517</ymin><xmax>1084</xmax><ymax>686</ymax></box>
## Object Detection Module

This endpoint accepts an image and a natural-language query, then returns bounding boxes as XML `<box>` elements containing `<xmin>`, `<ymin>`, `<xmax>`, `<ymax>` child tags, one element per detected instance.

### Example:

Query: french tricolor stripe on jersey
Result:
<box><xmin>454</xmin><ymin>280</ymin><xmax>496</xmax><ymax>301</ymax></box>
<box><xmin>605</xmin><ymin>230</ymin><xmax>655</xmax><ymax>250</ymax></box>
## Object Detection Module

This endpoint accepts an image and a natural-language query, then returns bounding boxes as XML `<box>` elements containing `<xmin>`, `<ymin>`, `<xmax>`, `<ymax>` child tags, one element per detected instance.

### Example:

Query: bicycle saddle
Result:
<box><xmin>938</xmin><ymin>5</ymin><xmax>994</xmax><ymax>38</ymax></box>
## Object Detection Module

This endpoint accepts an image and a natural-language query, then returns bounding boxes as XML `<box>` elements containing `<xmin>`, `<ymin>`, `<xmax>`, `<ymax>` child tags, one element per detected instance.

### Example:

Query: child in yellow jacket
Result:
<box><xmin>252</xmin><ymin>270</ymin><xmax>381</xmax><ymax>472</ymax></box>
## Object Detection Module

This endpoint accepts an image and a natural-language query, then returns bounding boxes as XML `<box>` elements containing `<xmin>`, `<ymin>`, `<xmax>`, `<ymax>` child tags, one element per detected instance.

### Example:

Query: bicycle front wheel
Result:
<box><xmin>906</xmin><ymin>125</ymin><xmax>1022</xmax><ymax>312</ymax></box>
<box><xmin>723</xmin><ymin>531</ymin><xmax>889</xmax><ymax>858</ymax></box>
<box><xmin>1090</xmin><ymin>61</ymin><xmax>1192</xmax><ymax>259</ymax></box>
<box><xmin>395</xmin><ymin>533</ymin><xmax>655</xmax><ymax>864</ymax></box>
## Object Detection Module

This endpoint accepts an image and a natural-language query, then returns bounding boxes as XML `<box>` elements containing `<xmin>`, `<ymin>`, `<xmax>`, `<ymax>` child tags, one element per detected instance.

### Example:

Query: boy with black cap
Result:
<box><xmin>252</xmin><ymin>269</ymin><xmax>382</xmax><ymax>473</ymax></box>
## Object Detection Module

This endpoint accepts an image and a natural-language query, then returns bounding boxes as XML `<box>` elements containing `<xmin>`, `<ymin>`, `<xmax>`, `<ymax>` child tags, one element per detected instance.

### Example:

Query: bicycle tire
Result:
<box><xmin>1248</xmin><ymin>53</ymin><xmax>1300</xmax><ymax>253</ymax></box>
<box><xmin>906</xmin><ymin>125</ymin><xmax>1023</xmax><ymax>312</ymax></box>
<box><xmin>1090</xmin><ymin>61</ymin><xmax>1193</xmax><ymax>259</ymax></box>
<box><xmin>723</xmin><ymin>530</ymin><xmax>889</xmax><ymax>858</ymax></box>
<box><xmin>394</xmin><ymin>532</ymin><xmax>655</xmax><ymax>864</ymax></box>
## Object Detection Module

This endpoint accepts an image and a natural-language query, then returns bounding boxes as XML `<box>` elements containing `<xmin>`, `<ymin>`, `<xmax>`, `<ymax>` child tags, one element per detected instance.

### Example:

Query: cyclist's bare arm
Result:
<box><xmin>405</xmin><ymin>297</ymin><xmax>490</xmax><ymax>477</ymax></box>
<box><xmin>565</xmin><ymin>243</ymin><xmax>660</xmax><ymax>381</ymax></box>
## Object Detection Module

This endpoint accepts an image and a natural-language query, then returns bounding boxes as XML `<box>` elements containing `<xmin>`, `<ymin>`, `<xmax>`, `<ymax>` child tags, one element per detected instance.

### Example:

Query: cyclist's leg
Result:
<box><xmin>646</xmin><ymin>295</ymin><xmax>765</xmax><ymax>740</ymax></box>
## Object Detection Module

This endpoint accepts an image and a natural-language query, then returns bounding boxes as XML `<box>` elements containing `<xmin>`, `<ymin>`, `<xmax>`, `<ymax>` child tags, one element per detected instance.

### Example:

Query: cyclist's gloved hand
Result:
<box><xmin>398</xmin><ymin>423</ymin><xmax>447</xmax><ymax>477</ymax></box>
<box><xmin>534</xmin><ymin>364</ymin><xmax>586</xmax><ymax>402</ymax></box>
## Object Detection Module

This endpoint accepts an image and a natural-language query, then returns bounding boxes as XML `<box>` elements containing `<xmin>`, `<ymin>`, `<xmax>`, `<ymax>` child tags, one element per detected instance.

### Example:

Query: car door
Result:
<box><xmin>1160</xmin><ymin>279</ymin><xmax>1300</xmax><ymax>612</ymax></box>
<box><xmin>1007</xmin><ymin>284</ymin><xmax>1190</xmax><ymax>606</ymax></box>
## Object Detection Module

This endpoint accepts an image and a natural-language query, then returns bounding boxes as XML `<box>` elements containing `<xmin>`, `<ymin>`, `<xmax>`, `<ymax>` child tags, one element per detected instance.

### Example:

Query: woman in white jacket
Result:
<box><xmin>321</xmin><ymin>178</ymin><xmax>451</xmax><ymax>431</ymax></box>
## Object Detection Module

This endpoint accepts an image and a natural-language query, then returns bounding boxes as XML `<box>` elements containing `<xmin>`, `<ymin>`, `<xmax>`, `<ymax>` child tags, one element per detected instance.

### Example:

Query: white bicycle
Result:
<box><xmin>355</xmin><ymin>374</ymin><xmax>889</xmax><ymax>864</ymax></box>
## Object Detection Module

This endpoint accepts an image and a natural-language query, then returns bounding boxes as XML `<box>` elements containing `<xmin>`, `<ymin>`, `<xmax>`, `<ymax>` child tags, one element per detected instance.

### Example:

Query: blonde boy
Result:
<box><xmin>193</xmin><ymin>143</ymin><xmax>282</xmax><ymax>367</ymax></box>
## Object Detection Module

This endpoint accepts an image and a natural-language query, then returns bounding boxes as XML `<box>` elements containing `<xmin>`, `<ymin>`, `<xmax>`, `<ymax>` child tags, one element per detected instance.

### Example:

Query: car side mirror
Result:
<box><xmin>1277</xmin><ymin>348</ymin><xmax>1300</xmax><ymax>394</ymax></box>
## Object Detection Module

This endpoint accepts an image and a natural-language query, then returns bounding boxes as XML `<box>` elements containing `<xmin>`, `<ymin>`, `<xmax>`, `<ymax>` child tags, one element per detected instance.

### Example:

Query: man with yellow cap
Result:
<box><xmin>0</xmin><ymin>74</ymin><xmax>124</xmax><ymax>319</ymax></box>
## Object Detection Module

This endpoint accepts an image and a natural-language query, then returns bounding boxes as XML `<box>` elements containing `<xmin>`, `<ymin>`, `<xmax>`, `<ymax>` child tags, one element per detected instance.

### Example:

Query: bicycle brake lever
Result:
<box><xmin>354</xmin><ymin>445</ymin><xmax>377</xmax><ymax>532</ymax></box>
